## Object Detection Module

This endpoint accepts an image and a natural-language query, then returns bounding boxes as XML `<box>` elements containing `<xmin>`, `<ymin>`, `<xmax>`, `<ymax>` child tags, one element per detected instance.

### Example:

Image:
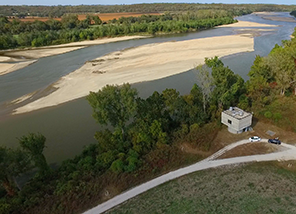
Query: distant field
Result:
<box><xmin>8</xmin><ymin>12</ymin><xmax>162</xmax><ymax>22</ymax></box>
<box><xmin>107</xmin><ymin>161</ymin><xmax>296</xmax><ymax>214</ymax></box>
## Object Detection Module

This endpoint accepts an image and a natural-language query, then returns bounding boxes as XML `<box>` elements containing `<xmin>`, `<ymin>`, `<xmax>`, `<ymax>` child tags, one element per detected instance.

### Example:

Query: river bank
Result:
<box><xmin>14</xmin><ymin>34</ymin><xmax>253</xmax><ymax>114</ymax></box>
<box><xmin>0</xmin><ymin>35</ymin><xmax>148</xmax><ymax>76</ymax></box>
<box><xmin>13</xmin><ymin>20</ymin><xmax>280</xmax><ymax>114</ymax></box>
<box><xmin>0</xmin><ymin>12</ymin><xmax>293</xmax><ymax>165</ymax></box>
<box><xmin>254</xmin><ymin>12</ymin><xmax>296</xmax><ymax>23</ymax></box>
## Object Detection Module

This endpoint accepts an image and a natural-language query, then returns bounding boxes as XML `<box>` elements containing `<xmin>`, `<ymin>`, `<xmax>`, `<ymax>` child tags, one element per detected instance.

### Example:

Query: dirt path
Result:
<box><xmin>83</xmin><ymin>139</ymin><xmax>296</xmax><ymax>214</ymax></box>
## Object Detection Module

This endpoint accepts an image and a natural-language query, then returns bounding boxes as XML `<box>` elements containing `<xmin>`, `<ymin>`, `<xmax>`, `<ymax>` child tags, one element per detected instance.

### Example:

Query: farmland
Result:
<box><xmin>7</xmin><ymin>12</ymin><xmax>162</xmax><ymax>22</ymax></box>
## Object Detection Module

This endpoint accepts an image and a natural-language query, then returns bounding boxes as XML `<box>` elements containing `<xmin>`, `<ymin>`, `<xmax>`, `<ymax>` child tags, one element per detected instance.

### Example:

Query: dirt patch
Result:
<box><xmin>85</xmin><ymin>12</ymin><xmax>162</xmax><ymax>22</ymax></box>
<box><xmin>101</xmin><ymin>185</ymin><xmax>120</xmax><ymax>201</ymax></box>
<box><xmin>180</xmin><ymin>143</ymin><xmax>211</xmax><ymax>156</ymax></box>
<box><xmin>217</xmin><ymin>142</ymin><xmax>279</xmax><ymax>159</ymax></box>
<box><xmin>210</xmin><ymin>127</ymin><xmax>252</xmax><ymax>151</ymax></box>
<box><xmin>8</xmin><ymin>12</ymin><xmax>162</xmax><ymax>23</ymax></box>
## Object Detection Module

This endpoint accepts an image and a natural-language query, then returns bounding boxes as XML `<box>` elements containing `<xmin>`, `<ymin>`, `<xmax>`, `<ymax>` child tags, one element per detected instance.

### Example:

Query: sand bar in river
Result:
<box><xmin>0</xmin><ymin>36</ymin><xmax>148</xmax><ymax>76</ymax></box>
<box><xmin>14</xmin><ymin>33</ymin><xmax>254</xmax><ymax>114</ymax></box>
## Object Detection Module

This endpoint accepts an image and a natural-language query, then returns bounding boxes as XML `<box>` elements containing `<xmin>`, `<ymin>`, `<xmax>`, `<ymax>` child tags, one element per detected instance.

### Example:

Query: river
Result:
<box><xmin>0</xmin><ymin>12</ymin><xmax>295</xmax><ymax>164</ymax></box>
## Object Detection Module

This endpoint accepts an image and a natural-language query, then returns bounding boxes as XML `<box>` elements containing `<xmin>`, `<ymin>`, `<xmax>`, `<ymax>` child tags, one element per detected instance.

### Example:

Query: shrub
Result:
<box><xmin>273</xmin><ymin>112</ymin><xmax>282</xmax><ymax>122</ymax></box>
<box><xmin>264</xmin><ymin>111</ymin><xmax>273</xmax><ymax>119</ymax></box>
<box><xmin>110</xmin><ymin>159</ymin><xmax>124</xmax><ymax>173</ymax></box>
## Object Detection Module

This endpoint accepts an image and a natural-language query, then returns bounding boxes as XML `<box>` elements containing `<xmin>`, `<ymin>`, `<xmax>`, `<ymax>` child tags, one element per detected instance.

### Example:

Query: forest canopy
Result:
<box><xmin>1</xmin><ymin>3</ymin><xmax>296</xmax><ymax>17</ymax></box>
<box><xmin>0</xmin><ymin>10</ymin><xmax>237</xmax><ymax>50</ymax></box>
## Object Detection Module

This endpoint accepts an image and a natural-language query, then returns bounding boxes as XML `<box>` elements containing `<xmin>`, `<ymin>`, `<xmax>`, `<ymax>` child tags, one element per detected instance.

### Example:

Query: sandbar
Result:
<box><xmin>0</xmin><ymin>35</ymin><xmax>148</xmax><ymax>75</ymax></box>
<box><xmin>0</xmin><ymin>60</ymin><xmax>37</xmax><ymax>76</ymax></box>
<box><xmin>0</xmin><ymin>56</ymin><xmax>12</xmax><ymax>62</ymax></box>
<box><xmin>218</xmin><ymin>20</ymin><xmax>278</xmax><ymax>28</ymax></box>
<box><xmin>254</xmin><ymin>12</ymin><xmax>296</xmax><ymax>23</ymax></box>
<box><xmin>3</xmin><ymin>35</ymin><xmax>148</xmax><ymax>59</ymax></box>
<box><xmin>6</xmin><ymin>46</ymin><xmax>86</xmax><ymax>59</ymax></box>
<box><xmin>14</xmin><ymin>34</ymin><xmax>254</xmax><ymax>114</ymax></box>
<box><xmin>47</xmin><ymin>35</ymin><xmax>149</xmax><ymax>48</ymax></box>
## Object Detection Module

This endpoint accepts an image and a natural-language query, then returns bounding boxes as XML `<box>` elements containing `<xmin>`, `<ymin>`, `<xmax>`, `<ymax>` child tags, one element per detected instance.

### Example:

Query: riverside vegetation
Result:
<box><xmin>1</xmin><ymin>8</ymin><xmax>296</xmax><ymax>214</ymax></box>
<box><xmin>1</xmin><ymin>26</ymin><xmax>296</xmax><ymax>213</ymax></box>
<box><xmin>0</xmin><ymin>10</ymin><xmax>238</xmax><ymax>50</ymax></box>
<box><xmin>1</xmin><ymin>3</ymin><xmax>296</xmax><ymax>50</ymax></box>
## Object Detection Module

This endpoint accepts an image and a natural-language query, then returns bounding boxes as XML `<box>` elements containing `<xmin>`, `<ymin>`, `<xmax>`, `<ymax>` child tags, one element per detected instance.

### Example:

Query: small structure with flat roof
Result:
<box><xmin>221</xmin><ymin>107</ymin><xmax>252</xmax><ymax>134</ymax></box>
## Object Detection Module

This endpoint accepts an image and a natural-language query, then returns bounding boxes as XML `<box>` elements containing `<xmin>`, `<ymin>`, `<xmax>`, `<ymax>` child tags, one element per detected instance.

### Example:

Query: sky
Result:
<box><xmin>0</xmin><ymin>0</ymin><xmax>295</xmax><ymax>6</ymax></box>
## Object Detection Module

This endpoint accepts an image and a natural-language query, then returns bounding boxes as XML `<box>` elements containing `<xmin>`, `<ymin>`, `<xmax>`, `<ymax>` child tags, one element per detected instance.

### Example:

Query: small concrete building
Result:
<box><xmin>221</xmin><ymin>107</ymin><xmax>252</xmax><ymax>134</ymax></box>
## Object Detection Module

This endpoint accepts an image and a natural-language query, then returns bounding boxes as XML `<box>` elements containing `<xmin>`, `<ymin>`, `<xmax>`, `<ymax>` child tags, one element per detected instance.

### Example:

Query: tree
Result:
<box><xmin>248</xmin><ymin>55</ymin><xmax>272</xmax><ymax>82</ymax></box>
<box><xmin>19</xmin><ymin>133</ymin><xmax>50</xmax><ymax>175</ymax></box>
<box><xmin>267</xmin><ymin>42</ymin><xmax>296</xmax><ymax>95</ymax></box>
<box><xmin>129</xmin><ymin>92</ymin><xmax>171</xmax><ymax>154</ymax></box>
<box><xmin>205</xmin><ymin>57</ymin><xmax>245</xmax><ymax>110</ymax></box>
<box><xmin>195</xmin><ymin>65</ymin><xmax>214</xmax><ymax>113</ymax></box>
<box><xmin>93</xmin><ymin>15</ymin><xmax>102</xmax><ymax>25</ymax></box>
<box><xmin>0</xmin><ymin>147</ymin><xmax>31</xmax><ymax>196</ymax></box>
<box><xmin>87</xmin><ymin>83</ymin><xmax>138</xmax><ymax>140</ymax></box>
<box><xmin>162</xmin><ymin>88</ymin><xmax>184</xmax><ymax>124</ymax></box>
<box><xmin>61</xmin><ymin>14</ymin><xmax>79</xmax><ymax>29</ymax></box>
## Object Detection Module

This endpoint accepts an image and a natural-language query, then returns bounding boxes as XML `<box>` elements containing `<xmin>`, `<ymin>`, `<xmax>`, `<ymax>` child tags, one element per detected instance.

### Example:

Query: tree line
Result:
<box><xmin>0</xmin><ymin>11</ymin><xmax>237</xmax><ymax>50</ymax></box>
<box><xmin>1</xmin><ymin>23</ymin><xmax>296</xmax><ymax>214</ymax></box>
<box><xmin>1</xmin><ymin>3</ymin><xmax>296</xmax><ymax>17</ymax></box>
<box><xmin>245</xmin><ymin>28</ymin><xmax>296</xmax><ymax>128</ymax></box>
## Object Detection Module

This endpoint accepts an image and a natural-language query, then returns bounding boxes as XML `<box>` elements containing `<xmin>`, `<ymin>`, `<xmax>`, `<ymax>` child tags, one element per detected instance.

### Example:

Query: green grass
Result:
<box><xmin>107</xmin><ymin>162</ymin><xmax>296</xmax><ymax>214</ymax></box>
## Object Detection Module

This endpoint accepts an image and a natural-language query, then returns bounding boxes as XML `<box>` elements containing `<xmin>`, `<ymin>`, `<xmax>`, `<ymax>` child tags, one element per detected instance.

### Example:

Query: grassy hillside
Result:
<box><xmin>108</xmin><ymin>161</ymin><xmax>296</xmax><ymax>214</ymax></box>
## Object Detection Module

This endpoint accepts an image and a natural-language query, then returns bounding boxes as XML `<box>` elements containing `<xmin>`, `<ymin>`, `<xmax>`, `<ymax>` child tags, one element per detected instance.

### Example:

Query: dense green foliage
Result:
<box><xmin>0</xmin><ymin>147</ymin><xmax>31</xmax><ymax>197</ymax></box>
<box><xmin>245</xmin><ymin>28</ymin><xmax>296</xmax><ymax>131</ymax></box>
<box><xmin>1</xmin><ymin>20</ymin><xmax>296</xmax><ymax>214</ymax></box>
<box><xmin>19</xmin><ymin>133</ymin><xmax>50</xmax><ymax>176</ymax></box>
<box><xmin>0</xmin><ymin>11</ymin><xmax>237</xmax><ymax>50</ymax></box>
<box><xmin>1</xmin><ymin>3</ymin><xmax>295</xmax><ymax>17</ymax></box>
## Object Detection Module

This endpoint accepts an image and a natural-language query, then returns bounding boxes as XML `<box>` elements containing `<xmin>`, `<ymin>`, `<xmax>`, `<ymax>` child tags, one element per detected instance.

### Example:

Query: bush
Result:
<box><xmin>110</xmin><ymin>159</ymin><xmax>124</xmax><ymax>173</ymax></box>
<box><xmin>264</xmin><ymin>111</ymin><xmax>273</xmax><ymax>119</ymax></box>
<box><xmin>273</xmin><ymin>112</ymin><xmax>282</xmax><ymax>122</ymax></box>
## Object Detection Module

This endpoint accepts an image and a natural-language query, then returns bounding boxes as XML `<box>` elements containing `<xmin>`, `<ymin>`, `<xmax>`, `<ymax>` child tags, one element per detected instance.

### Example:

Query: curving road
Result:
<box><xmin>84</xmin><ymin>139</ymin><xmax>296</xmax><ymax>214</ymax></box>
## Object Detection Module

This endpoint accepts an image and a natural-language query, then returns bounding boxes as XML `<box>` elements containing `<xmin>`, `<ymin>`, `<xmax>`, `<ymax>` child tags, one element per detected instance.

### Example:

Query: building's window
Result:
<box><xmin>228</xmin><ymin>119</ymin><xmax>232</xmax><ymax>124</ymax></box>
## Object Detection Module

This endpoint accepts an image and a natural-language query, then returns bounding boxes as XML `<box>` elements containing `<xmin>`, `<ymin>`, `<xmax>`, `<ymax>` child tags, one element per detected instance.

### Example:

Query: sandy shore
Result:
<box><xmin>46</xmin><ymin>35</ymin><xmax>149</xmax><ymax>48</ymax></box>
<box><xmin>254</xmin><ymin>12</ymin><xmax>296</xmax><ymax>23</ymax></box>
<box><xmin>0</xmin><ymin>36</ymin><xmax>148</xmax><ymax>76</ymax></box>
<box><xmin>0</xmin><ymin>60</ymin><xmax>37</xmax><ymax>76</ymax></box>
<box><xmin>5</xmin><ymin>46</ymin><xmax>86</xmax><ymax>59</ymax></box>
<box><xmin>14</xmin><ymin>33</ymin><xmax>254</xmax><ymax>114</ymax></box>
<box><xmin>3</xmin><ymin>35</ymin><xmax>148</xmax><ymax>59</ymax></box>
<box><xmin>0</xmin><ymin>56</ymin><xmax>12</xmax><ymax>62</ymax></box>
<box><xmin>218</xmin><ymin>20</ymin><xmax>278</xmax><ymax>28</ymax></box>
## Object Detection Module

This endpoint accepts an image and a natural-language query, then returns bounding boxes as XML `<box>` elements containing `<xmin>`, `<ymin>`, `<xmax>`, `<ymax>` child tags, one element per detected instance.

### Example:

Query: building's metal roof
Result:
<box><xmin>222</xmin><ymin>107</ymin><xmax>252</xmax><ymax>120</ymax></box>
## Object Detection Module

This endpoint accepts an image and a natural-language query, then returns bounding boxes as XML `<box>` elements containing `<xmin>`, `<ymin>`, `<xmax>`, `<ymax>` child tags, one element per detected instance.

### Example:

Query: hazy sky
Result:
<box><xmin>1</xmin><ymin>0</ymin><xmax>295</xmax><ymax>6</ymax></box>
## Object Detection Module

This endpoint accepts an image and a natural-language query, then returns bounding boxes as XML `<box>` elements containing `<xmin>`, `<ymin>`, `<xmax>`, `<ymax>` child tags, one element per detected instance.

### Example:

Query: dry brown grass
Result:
<box><xmin>218</xmin><ymin>142</ymin><xmax>279</xmax><ymax>159</ymax></box>
<box><xmin>252</xmin><ymin>120</ymin><xmax>296</xmax><ymax>144</ymax></box>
